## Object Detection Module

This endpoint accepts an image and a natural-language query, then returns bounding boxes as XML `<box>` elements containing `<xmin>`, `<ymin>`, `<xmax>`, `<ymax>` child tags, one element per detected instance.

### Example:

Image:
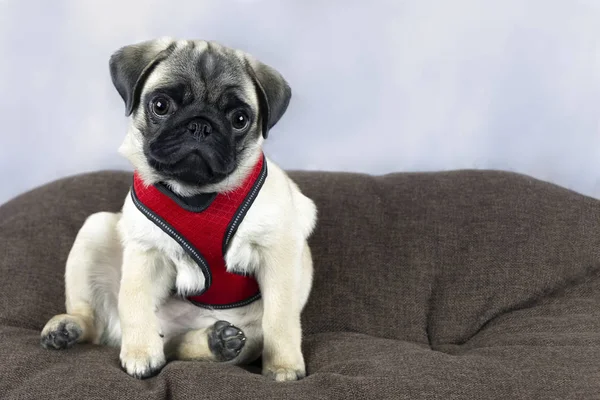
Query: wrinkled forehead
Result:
<box><xmin>142</xmin><ymin>40</ymin><xmax>257</xmax><ymax>107</ymax></box>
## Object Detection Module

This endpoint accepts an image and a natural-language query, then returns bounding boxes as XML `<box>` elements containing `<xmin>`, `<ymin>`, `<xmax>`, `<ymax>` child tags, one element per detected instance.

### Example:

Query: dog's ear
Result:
<box><xmin>245</xmin><ymin>57</ymin><xmax>292</xmax><ymax>139</ymax></box>
<box><xmin>109</xmin><ymin>37</ymin><xmax>176</xmax><ymax>116</ymax></box>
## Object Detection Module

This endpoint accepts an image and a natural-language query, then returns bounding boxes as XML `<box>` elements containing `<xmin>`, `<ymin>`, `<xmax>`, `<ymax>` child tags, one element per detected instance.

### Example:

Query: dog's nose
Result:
<box><xmin>187</xmin><ymin>119</ymin><xmax>212</xmax><ymax>139</ymax></box>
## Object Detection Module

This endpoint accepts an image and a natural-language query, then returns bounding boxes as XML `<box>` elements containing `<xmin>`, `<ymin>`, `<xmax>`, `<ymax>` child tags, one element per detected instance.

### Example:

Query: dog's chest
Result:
<box><xmin>140</xmin><ymin>214</ymin><xmax>259</xmax><ymax>296</ymax></box>
<box><xmin>122</xmin><ymin>188</ymin><xmax>265</xmax><ymax>296</ymax></box>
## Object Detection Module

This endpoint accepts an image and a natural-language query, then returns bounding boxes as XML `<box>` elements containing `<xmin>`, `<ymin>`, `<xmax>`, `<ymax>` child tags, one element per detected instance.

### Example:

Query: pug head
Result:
<box><xmin>109</xmin><ymin>38</ymin><xmax>291</xmax><ymax>193</ymax></box>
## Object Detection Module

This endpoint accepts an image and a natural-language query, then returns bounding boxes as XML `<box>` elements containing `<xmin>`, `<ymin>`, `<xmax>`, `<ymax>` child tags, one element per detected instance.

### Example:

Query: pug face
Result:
<box><xmin>109</xmin><ymin>38</ymin><xmax>291</xmax><ymax>189</ymax></box>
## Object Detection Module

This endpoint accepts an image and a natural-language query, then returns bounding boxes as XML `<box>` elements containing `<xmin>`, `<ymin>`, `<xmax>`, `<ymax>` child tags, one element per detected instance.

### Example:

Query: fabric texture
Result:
<box><xmin>1</xmin><ymin>169</ymin><xmax>600</xmax><ymax>399</ymax></box>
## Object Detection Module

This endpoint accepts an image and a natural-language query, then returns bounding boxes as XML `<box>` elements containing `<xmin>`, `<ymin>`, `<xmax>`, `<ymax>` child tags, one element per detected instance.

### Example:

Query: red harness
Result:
<box><xmin>130</xmin><ymin>155</ymin><xmax>266</xmax><ymax>309</ymax></box>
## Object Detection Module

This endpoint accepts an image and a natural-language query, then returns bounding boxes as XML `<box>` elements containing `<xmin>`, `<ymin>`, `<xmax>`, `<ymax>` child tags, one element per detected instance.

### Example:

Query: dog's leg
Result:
<box><xmin>258</xmin><ymin>238</ymin><xmax>311</xmax><ymax>381</ymax></box>
<box><xmin>118</xmin><ymin>245</ymin><xmax>174</xmax><ymax>379</ymax></box>
<box><xmin>166</xmin><ymin>320</ymin><xmax>261</xmax><ymax>363</ymax></box>
<box><xmin>41</xmin><ymin>212</ymin><xmax>122</xmax><ymax>349</ymax></box>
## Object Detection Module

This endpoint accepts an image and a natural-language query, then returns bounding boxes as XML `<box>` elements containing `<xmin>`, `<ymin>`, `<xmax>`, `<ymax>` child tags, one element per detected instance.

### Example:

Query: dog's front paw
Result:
<box><xmin>263</xmin><ymin>351</ymin><xmax>306</xmax><ymax>382</ymax></box>
<box><xmin>208</xmin><ymin>320</ymin><xmax>246</xmax><ymax>361</ymax></box>
<box><xmin>120</xmin><ymin>344</ymin><xmax>166</xmax><ymax>379</ymax></box>
<box><xmin>263</xmin><ymin>364</ymin><xmax>306</xmax><ymax>382</ymax></box>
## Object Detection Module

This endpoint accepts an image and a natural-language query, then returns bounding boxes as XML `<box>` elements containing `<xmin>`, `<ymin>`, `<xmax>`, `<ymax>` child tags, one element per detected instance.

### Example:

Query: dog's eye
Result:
<box><xmin>230</xmin><ymin>110</ymin><xmax>250</xmax><ymax>130</ymax></box>
<box><xmin>151</xmin><ymin>97</ymin><xmax>171</xmax><ymax>117</ymax></box>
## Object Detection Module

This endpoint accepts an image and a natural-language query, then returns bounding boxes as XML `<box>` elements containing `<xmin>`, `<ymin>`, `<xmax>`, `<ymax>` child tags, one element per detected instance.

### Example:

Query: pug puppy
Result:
<box><xmin>40</xmin><ymin>38</ymin><xmax>317</xmax><ymax>382</ymax></box>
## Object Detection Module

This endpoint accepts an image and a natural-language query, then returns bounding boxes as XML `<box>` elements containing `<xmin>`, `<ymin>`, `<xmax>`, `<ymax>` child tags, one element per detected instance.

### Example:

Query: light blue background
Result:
<box><xmin>1</xmin><ymin>0</ymin><xmax>599</xmax><ymax>204</ymax></box>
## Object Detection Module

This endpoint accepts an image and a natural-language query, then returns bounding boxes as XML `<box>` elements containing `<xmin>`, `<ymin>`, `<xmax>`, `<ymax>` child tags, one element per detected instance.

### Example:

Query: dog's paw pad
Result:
<box><xmin>41</xmin><ymin>319</ymin><xmax>82</xmax><ymax>350</ymax></box>
<box><xmin>208</xmin><ymin>320</ymin><xmax>246</xmax><ymax>361</ymax></box>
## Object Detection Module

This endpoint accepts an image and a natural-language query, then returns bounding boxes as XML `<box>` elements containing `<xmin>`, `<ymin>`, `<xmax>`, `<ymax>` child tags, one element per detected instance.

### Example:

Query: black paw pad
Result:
<box><xmin>208</xmin><ymin>320</ymin><xmax>246</xmax><ymax>361</ymax></box>
<box><xmin>41</xmin><ymin>321</ymin><xmax>82</xmax><ymax>350</ymax></box>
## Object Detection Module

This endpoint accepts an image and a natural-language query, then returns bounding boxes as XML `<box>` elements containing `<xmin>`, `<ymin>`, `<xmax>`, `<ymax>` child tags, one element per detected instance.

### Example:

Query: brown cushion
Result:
<box><xmin>1</xmin><ymin>170</ymin><xmax>600</xmax><ymax>399</ymax></box>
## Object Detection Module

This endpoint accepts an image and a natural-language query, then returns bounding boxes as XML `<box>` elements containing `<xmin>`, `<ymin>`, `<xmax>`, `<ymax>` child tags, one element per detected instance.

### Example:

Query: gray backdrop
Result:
<box><xmin>1</xmin><ymin>0</ymin><xmax>599</xmax><ymax>204</ymax></box>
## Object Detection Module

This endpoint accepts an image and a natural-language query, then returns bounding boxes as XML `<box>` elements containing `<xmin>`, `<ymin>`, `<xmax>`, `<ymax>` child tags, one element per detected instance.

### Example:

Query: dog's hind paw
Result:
<box><xmin>41</xmin><ymin>315</ymin><xmax>83</xmax><ymax>350</ymax></box>
<box><xmin>208</xmin><ymin>320</ymin><xmax>246</xmax><ymax>361</ymax></box>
